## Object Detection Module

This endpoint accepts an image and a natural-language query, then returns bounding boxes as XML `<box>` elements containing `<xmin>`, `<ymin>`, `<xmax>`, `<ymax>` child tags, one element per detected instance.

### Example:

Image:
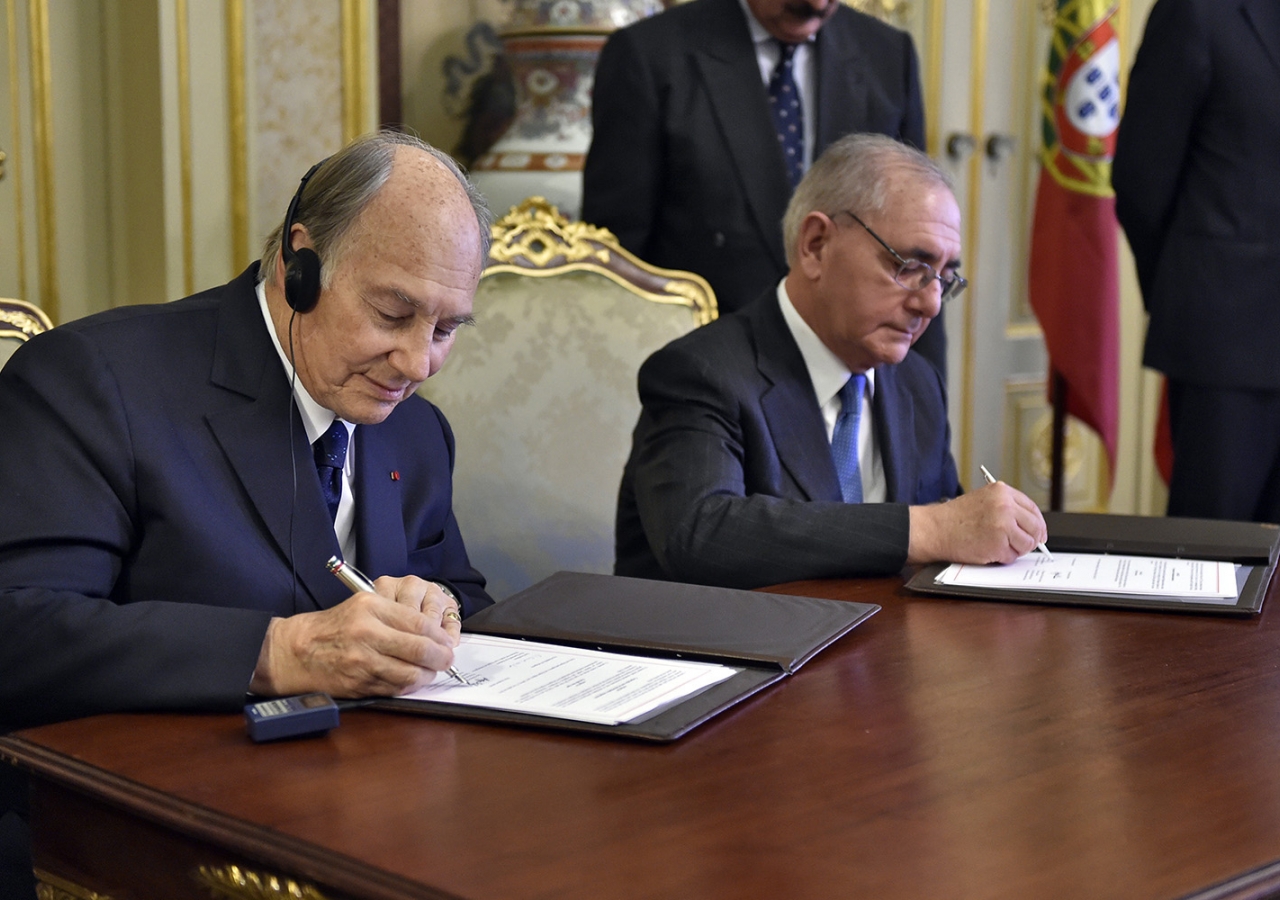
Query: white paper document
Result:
<box><xmin>935</xmin><ymin>552</ymin><xmax>1240</xmax><ymax>604</ymax></box>
<box><xmin>399</xmin><ymin>634</ymin><xmax>739</xmax><ymax>725</ymax></box>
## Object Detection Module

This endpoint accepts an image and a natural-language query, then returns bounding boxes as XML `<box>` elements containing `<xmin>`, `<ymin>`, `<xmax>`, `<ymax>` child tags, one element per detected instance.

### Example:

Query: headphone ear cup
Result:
<box><xmin>284</xmin><ymin>247</ymin><xmax>322</xmax><ymax>313</ymax></box>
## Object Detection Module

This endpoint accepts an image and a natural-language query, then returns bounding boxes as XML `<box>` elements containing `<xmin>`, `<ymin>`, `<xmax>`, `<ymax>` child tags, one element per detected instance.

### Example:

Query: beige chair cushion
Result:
<box><xmin>0</xmin><ymin>338</ymin><xmax>22</xmax><ymax>370</ymax></box>
<box><xmin>423</xmin><ymin>268</ymin><xmax>708</xmax><ymax>599</ymax></box>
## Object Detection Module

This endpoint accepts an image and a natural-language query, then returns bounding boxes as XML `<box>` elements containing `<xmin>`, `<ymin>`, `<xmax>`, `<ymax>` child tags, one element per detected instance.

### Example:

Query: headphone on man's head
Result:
<box><xmin>281</xmin><ymin>160</ymin><xmax>327</xmax><ymax>313</ymax></box>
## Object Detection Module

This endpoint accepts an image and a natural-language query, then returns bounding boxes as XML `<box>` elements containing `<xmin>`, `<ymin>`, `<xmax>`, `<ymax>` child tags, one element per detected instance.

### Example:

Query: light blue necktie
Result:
<box><xmin>767</xmin><ymin>41</ymin><xmax>805</xmax><ymax>189</ymax></box>
<box><xmin>832</xmin><ymin>374</ymin><xmax>865</xmax><ymax>503</ymax></box>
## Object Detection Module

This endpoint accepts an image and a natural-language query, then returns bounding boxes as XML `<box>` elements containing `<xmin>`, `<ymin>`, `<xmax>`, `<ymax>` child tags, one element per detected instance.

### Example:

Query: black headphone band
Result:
<box><xmin>282</xmin><ymin>158</ymin><xmax>328</xmax><ymax>313</ymax></box>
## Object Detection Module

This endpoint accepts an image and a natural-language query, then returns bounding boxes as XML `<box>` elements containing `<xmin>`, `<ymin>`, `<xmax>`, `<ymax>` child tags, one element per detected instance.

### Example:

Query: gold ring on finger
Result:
<box><xmin>443</xmin><ymin>608</ymin><xmax>462</xmax><ymax>623</ymax></box>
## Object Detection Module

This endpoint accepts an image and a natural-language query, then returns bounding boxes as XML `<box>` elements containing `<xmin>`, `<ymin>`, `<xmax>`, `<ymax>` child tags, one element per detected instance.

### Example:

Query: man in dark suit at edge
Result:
<box><xmin>582</xmin><ymin>0</ymin><xmax>946</xmax><ymax>379</ymax></box>
<box><xmin>1113</xmin><ymin>0</ymin><xmax>1280</xmax><ymax>523</ymax></box>
<box><xmin>616</xmin><ymin>134</ymin><xmax>1047</xmax><ymax>589</ymax></box>
<box><xmin>0</xmin><ymin>132</ymin><xmax>494</xmax><ymax>898</ymax></box>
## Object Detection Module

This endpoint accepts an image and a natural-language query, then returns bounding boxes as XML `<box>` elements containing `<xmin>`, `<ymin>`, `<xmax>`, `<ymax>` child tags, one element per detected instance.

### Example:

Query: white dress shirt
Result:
<box><xmin>777</xmin><ymin>282</ymin><xmax>887</xmax><ymax>503</ymax></box>
<box><xmin>256</xmin><ymin>281</ymin><xmax>357</xmax><ymax>564</ymax></box>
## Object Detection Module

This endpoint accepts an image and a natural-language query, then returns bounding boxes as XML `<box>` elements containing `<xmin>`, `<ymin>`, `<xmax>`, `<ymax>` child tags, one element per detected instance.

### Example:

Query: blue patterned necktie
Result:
<box><xmin>314</xmin><ymin>419</ymin><xmax>349</xmax><ymax>523</ymax></box>
<box><xmin>832</xmin><ymin>374</ymin><xmax>865</xmax><ymax>503</ymax></box>
<box><xmin>767</xmin><ymin>40</ymin><xmax>805</xmax><ymax>189</ymax></box>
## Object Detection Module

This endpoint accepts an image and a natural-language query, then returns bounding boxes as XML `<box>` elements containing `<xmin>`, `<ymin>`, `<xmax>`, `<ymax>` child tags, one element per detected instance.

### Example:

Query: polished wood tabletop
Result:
<box><xmin>7</xmin><ymin>575</ymin><xmax>1280</xmax><ymax>900</ymax></box>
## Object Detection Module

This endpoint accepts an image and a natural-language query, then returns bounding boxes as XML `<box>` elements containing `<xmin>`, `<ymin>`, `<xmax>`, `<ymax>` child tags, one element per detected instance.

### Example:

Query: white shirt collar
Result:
<box><xmin>776</xmin><ymin>281</ymin><xmax>875</xmax><ymax>411</ymax></box>
<box><xmin>255</xmin><ymin>280</ymin><xmax>354</xmax><ymax>451</ymax></box>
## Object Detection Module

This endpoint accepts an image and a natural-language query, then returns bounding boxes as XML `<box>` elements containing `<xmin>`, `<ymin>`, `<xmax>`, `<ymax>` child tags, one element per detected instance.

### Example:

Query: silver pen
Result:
<box><xmin>978</xmin><ymin>465</ymin><xmax>1053</xmax><ymax>560</ymax></box>
<box><xmin>325</xmin><ymin>556</ymin><xmax>471</xmax><ymax>685</ymax></box>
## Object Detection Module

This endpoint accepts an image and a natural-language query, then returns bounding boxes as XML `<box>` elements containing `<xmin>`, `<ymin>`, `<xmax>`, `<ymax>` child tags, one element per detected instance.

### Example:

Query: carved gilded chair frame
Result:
<box><xmin>0</xmin><ymin>297</ymin><xmax>54</xmax><ymax>343</ymax></box>
<box><xmin>483</xmin><ymin>197</ymin><xmax>718</xmax><ymax>326</ymax></box>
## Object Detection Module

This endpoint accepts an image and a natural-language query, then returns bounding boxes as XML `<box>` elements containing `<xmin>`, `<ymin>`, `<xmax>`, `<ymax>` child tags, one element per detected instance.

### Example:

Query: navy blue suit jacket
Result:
<box><xmin>615</xmin><ymin>291</ymin><xmax>959</xmax><ymax>589</ymax></box>
<box><xmin>0</xmin><ymin>265</ymin><xmax>490</xmax><ymax>730</ymax></box>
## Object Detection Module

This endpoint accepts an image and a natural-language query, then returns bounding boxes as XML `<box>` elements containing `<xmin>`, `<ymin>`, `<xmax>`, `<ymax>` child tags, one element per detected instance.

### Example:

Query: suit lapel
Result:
<box><xmin>749</xmin><ymin>295</ymin><xmax>842</xmax><ymax>502</ymax></box>
<box><xmin>354</xmin><ymin>426</ymin><xmax>409</xmax><ymax>579</ymax></box>
<box><xmin>693</xmin><ymin>0</ymin><xmax>791</xmax><ymax>273</ymax></box>
<box><xmin>1243</xmin><ymin>0</ymin><xmax>1280</xmax><ymax>79</ymax></box>
<box><xmin>873</xmin><ymin>364</ymin><xmax>917</xmax><ymax>503</ymax></box>
<box><xmin>204</xmin><ymin>269</ymin><xmax>346</xmax><ymax>613</ymax></box>
<box><xmin>812</xmin><ymin>13</ymin><xmax>869</xmax><ymax>155</ymax></box>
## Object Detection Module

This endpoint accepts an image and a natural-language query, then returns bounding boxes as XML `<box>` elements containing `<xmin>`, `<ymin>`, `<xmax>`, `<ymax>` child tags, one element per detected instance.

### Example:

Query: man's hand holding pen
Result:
<box><xmin>248</xmin><ymin>572</ymin><xmax>464</xmax><ymax>699</ymax></box>
<box><xmin>905</xmin><ymin>480</ymin><xmax>1049</xmax><ymax>567</ymax></box>
<box><xmin>378</xmin><ymin>574</ymin><xmax>465</xmax><ymax>646</ymax></box>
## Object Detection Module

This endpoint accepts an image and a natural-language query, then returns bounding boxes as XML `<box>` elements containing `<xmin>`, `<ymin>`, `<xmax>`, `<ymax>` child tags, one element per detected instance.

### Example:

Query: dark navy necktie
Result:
<box><xmin>314</xmin><ymin>419</ymin><xmax>349</xmax><ymax>523</ymax></box>
<box><xmin>768</xmin><ymin>40</ymin><xmax>805</xmax><ymax>189</ymax></box>
<box><xmin>832</xmin><ymin>374</ymin><xmax>865</xmax><ymax>503</ymax></box>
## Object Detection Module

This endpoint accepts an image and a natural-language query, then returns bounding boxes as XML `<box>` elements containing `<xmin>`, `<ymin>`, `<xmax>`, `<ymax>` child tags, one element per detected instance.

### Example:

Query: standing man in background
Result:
<box><xmin>582</xmin><ymin>0</ymin><xmax>945</xmax><ymax>378</ymax></box>
<box><xmin>1113</xmin><ymin>0</ymin><xmax>1280</xmax><ymax>523</ymax></box>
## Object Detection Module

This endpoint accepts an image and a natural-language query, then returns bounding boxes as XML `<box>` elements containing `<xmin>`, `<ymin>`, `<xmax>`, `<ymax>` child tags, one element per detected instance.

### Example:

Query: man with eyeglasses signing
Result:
<box><xmin>614</xmin><ymin>133</ymin><xmax>1048</xmax><ymax>589</ymax></box>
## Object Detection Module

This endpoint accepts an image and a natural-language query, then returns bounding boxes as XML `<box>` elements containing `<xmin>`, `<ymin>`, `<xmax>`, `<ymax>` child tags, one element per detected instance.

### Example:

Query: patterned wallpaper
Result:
<box><xmin>251</xmin><ymin>0</ymin><xmax>346</xmax><ymax>255</ymax></box>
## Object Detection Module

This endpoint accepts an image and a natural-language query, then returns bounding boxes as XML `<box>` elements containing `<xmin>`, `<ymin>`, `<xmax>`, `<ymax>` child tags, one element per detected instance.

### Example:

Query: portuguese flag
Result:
<box><xmin>1028</xmin><ymin>0</ymin><xmax>1122</xmax><ymax>485</ymax></box>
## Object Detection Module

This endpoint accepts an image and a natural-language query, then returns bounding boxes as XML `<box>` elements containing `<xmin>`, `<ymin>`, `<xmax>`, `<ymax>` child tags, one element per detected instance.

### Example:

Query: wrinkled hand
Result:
<box><xmin>249</xmin><ymin>575</ymin><xmax>462</xmax><ymax>698</ymax></box>
<box><xmin>907</xmin><ymin>481</ymin><xmax>1048</xmax><ymax>566</ymax></box>
<box><xmin>374</xmin><ymin>574</ymin><xmax>463</xmax><ymax>647</ymax></box>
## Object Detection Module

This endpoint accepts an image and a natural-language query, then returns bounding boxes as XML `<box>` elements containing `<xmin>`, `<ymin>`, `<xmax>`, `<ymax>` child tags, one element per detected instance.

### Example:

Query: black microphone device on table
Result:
<box><xmin>245</xmin><ymin>692</ymin><xmax>340</xmax><ymax>742</ymax></box>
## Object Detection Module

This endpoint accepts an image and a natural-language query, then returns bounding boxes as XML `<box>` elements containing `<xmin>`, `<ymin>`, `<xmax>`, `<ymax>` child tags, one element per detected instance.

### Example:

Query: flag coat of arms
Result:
<box><xmin>1028</xmin><ymin>0</ymin><xmax>1122</xmax><ymax>484</ymax></box>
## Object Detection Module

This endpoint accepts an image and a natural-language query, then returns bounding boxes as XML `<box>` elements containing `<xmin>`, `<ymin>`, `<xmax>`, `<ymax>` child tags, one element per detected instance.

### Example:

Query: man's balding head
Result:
<box><xmin>264</xmin><ymin>133</ymin><xmax>493</xmax><ymax>425</ymax></box>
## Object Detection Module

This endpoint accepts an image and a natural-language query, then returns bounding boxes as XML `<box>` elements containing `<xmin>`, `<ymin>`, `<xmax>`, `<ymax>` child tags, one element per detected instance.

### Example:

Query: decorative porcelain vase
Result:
<box><xmin>471</xmin><ymin>0</ymin><xmax>663</xmax><ymax>222</ymax></box>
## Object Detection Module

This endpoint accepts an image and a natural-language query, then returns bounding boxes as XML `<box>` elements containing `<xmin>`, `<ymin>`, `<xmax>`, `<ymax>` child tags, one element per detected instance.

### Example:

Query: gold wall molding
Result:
<box><xmin>176</xmin><ymin>0</ymin><xmax>194</xmax><ymax>295</ymax></box>
<box><xmin>27</xmin><ymin>0</ymin><xmax>56</xmax><ymax>322</ymax></box>
<box><xmin>339</xmin><ymin>0</ymin><xmax>368</xmax><ymax>143</ymax></box>
<box><xmin>924</xmin><ymin>0</ymin><xmax>944</xmax><ymax>159</ymax></box>
<box><xmin>226</xmin><ymin>0</ymin><xmax>248</xmax><ymax>271</ymax></box>
<box><xmin>5</xmin><ymin>0</ymin><xmax>27</xmax><ymax>300</ymax></box>
<box><xmin>958</xmin><ymin>0</ymin><xmax>991</xmax><ymax>481</ymax></box>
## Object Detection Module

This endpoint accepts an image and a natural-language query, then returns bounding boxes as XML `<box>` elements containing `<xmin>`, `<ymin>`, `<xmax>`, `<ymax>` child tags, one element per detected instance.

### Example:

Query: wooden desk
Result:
<box><xmin>6</xmin><ymin>576</ymin><xmax>1280</xmax><ymax>900</ymax></box>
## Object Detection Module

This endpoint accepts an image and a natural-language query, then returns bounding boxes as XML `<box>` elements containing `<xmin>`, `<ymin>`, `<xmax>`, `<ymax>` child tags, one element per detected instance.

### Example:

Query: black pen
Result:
<box><xmin>979</xmin><ymin>465</ymin><xmax>1053</xmax><ymax>560</ymax></box>
<box><xmin>325</xmin><ymin>556</ymin><xmax>471</xmax><ymax>685</ymax></box>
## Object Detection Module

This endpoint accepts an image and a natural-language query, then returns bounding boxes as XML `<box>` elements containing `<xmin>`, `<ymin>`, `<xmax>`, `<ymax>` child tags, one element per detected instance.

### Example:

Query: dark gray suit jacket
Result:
<box><xmin>0</xmin><ymin>265</ymin><xmax>491</xmax><ymax>732</ymax></box>
<box><xmin>615</xmin><ymin>291</ymin><xmax>959</xmax><ymax>589</ymax></box>
<box><xmin>582</xmin><ymin>0</ymin><xmax>925</xmax><ymax>309</ymax></box>
<box><xmin>1114</xmin><ymin>0</ymin><xmax>1280</xmax><ymax>389</ymax></box>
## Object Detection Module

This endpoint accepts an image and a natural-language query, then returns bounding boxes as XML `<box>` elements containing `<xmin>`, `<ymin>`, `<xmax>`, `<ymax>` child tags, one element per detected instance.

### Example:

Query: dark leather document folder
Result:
<box><xmin>906</xmin><ymin>512</ymin><xmax>1280</xmax><ymax>616</ymax></box>
<box><xmin>376</xmin><ymin>571</ymin><xmax>879</xmax><ymax>741</ymax></box>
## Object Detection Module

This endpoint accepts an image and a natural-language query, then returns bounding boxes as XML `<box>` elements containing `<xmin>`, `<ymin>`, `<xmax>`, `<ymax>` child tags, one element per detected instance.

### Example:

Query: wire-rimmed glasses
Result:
<box><xmin>838</xmin><ymin>210</ymin><xmax>968</xmax><ymax>302</ymax></box>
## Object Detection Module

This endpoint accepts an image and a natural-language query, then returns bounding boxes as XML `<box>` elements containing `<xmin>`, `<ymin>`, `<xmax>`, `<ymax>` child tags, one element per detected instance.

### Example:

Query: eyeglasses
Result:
<box><xmin>838</xmin><ymin>210</ymin><xmax>968</xmax><ymax>302</ymax></box>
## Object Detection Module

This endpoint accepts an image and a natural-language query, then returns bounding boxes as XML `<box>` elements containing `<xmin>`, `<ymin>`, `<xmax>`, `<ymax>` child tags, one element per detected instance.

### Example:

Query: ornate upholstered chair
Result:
<box><xmin>0</xmin><ymin>298</ymin><xmax>53</xmax><ymax>370</ymax></box>
<box><xmin>422</xmin><ymin>198</ymin><xmax>716</xmax><ymax>600</ymax></box>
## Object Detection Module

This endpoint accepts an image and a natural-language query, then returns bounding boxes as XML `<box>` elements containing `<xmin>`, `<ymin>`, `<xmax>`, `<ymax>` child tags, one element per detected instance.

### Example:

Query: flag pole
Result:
<box><xmin>1050</xmin><ymin>370</ymin><xmax>1067</xmax><ymax>511</ymax></box>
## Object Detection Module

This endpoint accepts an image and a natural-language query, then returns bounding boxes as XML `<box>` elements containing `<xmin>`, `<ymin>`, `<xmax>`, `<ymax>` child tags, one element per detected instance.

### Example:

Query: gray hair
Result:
<box><xmin>781</xmin><ymin>134</ymin><xmax>952</xmax><ymax>267</ymax></box>
<box><xmin>259</xmin><ymin>130</ymin><xmax>494</xmax><ymax>286</ymax></box>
